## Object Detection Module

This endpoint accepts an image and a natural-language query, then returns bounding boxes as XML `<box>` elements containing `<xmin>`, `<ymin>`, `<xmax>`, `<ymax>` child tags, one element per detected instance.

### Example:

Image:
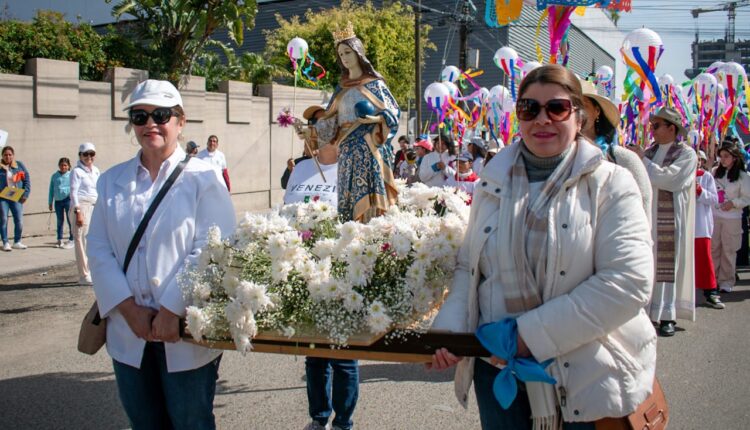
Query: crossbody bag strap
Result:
<box><xmin>122</xmin><ymin>154</ymin><xmax>191</xmax><ymax>273</ymax></box>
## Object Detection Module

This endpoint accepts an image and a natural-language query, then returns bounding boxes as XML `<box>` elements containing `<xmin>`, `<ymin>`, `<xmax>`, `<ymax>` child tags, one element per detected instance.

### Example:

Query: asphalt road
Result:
<box><xmin>1</xmin><ymin>264</ymin><xmax>748</xmax><ymax>429</ymax></box>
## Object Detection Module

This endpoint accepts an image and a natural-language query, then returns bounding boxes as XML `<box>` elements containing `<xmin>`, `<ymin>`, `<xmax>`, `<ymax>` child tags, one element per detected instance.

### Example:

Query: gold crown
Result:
<box><xmin>332</xmin><ymin>22</ymin><xmax>356</xmax><ymax>44</ymax></box>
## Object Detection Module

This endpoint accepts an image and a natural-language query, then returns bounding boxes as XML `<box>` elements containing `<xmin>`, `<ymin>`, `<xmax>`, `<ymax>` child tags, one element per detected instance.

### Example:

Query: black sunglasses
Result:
<box><xmin>129</xmin><ymin>108</ymin><xmax>180</xmax><ymax>126</ymax></box>
<box><xmin>516</xmin><ymin>98</ymin><xmax>576</xmax><ymax>122</ymax></box>
<box><xmin>80</xmin><ymin>151</ymin><xmax>96</xmax><ymax>157</ymax></box>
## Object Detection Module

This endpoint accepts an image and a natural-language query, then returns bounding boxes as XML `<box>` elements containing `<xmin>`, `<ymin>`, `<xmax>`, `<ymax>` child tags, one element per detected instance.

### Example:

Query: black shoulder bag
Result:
<box><xmin>77</xmin><ymin>155</ymin><xmax>191</xmax><ymax>355</ymax></box>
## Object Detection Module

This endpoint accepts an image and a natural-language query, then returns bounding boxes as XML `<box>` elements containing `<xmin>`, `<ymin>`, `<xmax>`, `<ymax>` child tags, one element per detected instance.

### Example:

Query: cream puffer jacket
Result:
<box><xmin>432</xmin><ymin>140</ymin><xmax>656</xmax><ymax>422</ymax></box>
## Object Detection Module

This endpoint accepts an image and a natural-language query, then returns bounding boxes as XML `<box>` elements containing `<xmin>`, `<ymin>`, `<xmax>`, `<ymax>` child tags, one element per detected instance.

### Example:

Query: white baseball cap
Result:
<box><xmin>79</xmin><ymin>142</ymin><xmax>96</xmax><ymax>153</ymax></box>
<box><xmin>124</xmin><ymin>79</ymin><xmax>183</xmax><ymax>110</ymax></box>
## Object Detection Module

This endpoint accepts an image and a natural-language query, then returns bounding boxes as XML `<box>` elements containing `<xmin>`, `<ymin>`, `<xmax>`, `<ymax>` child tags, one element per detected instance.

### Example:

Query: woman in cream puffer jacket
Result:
<box><xmin>431</xmin><ymin>138</ymin><xmax>656</xmax><ymax>424</ymax></box>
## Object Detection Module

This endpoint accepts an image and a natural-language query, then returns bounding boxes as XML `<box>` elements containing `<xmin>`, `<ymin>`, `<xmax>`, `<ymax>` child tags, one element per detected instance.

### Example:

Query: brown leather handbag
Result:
<box><xmin>595</xmin><ymin>378</ymin><xmax>669</xmax><ymax>430</ymax></box>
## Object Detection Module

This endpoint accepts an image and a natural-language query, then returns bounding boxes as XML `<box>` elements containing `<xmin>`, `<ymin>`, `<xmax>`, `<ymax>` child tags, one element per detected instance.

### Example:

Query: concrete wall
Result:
<box><xmin>0</xmin><ymin>58</ymin><xmax>405</xmax><ymax>237</ymax></box>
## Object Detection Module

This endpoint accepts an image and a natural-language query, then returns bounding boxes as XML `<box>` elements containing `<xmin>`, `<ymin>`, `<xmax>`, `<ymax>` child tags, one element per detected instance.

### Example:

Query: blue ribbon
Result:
<box><xmin>475</xmin><ymin>318</ymin><xmax>557</xmax><ymax>409</ymax></box>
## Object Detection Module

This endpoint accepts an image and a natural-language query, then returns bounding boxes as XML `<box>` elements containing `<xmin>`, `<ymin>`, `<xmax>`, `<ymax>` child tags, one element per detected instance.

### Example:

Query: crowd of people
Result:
<box><xmin>1</xmin><ymin>51</ymin><xmax>749</xmax><ymax>430</ymax></box>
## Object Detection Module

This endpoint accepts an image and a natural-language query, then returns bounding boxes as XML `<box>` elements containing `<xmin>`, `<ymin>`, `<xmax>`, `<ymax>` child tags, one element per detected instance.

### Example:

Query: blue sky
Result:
<box><xmin>4</xmin><ymin>0</ymin><xmax>748</xmax><ymax>83</ymax></box>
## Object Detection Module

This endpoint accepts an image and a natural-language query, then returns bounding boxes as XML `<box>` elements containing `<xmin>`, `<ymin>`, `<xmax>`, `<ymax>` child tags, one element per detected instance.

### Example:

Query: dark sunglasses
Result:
<box><xmin>516</xmin><ymin>98</ymin><xmax>576</xmax><ymax>122</ymax></box>
<box><xmin>650</xmin><ymin>121</ymin><xmax>670</xmax><ymax>131</ymax></box>
<box><xmin>80</xmin><ymin>151</ymin><xmax>96</xmax><ymax>157</ymax></box>
<box><xmin>129</xmin><ymin>108</ymin><xmax>179</xmax><ymax>126</ymax></box>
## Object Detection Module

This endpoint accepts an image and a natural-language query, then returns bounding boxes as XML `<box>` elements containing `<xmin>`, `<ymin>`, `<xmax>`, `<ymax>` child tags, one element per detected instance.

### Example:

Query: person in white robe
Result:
<box><xmin>629</xmin><ymin>107</ymin><xmax>697</xmax><ymax>337</ymax></box>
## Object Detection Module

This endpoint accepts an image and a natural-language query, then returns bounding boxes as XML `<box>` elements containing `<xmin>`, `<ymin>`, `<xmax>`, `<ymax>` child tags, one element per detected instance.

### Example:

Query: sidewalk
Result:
<box><xmin>0</xmin><ymin>234</ymin><xmax>77</xmax><ymax>278</ymax></box>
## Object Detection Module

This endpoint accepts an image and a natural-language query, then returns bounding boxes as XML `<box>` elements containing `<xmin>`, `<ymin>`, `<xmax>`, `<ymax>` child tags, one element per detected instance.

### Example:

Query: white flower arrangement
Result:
<box><xmin>179</xmin><ymin>184</ymin><xmax>470</xmax><ymax>353</ymax></box>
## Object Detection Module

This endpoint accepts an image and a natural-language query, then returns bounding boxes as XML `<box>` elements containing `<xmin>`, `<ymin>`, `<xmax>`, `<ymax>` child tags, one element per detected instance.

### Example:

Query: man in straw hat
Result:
<box><xmin>628</xmin><ymin>106</ymin><xmax>697</xmax><ymax>337</ymax></box>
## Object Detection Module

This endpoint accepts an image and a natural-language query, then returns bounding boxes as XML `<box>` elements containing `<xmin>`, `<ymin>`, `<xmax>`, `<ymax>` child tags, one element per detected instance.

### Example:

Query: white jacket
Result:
<box><xmin>88</xmin><ymin>148</ymin><xmax>236</xmax><ymax>372</ymax></box>
<box><xmin>418</xmin><ymin>151</ymin><xmax>455</xmax><ymax>187</ymax></box>
<box><xmin>432</xmin><ymin>141</ymin><xmax>656</xmax><ymax>422</ymax></box>
<box><xmin>712</xmin><ymin>168</ymin><xmax>750</xmax><ymax>220</ymax></box>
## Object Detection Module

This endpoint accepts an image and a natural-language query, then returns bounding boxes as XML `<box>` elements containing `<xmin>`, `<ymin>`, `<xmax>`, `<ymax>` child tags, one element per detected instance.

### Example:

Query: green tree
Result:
<box><xmin>106</xmin><ymin>0</ymin><xmax>258</xmax><ymax>82</ymax></box>
<box><xmin>0</xmin><ymin>11</ymin><xmax>110</xmax><ymax>80</ymax></box>
<box><xmin>193</xmin><ymin>41</ymin><xmax>289</xmax><ymax>91</ymax></box>
<box><xmin>263</xmin><ymin>0</ymin><xmax>435</xmax><ymax>107</ymax></box>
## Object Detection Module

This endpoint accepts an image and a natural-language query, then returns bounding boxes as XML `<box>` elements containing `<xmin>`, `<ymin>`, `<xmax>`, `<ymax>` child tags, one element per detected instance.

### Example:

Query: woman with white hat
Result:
<box><xmin>87</xmin><ymin>79</ymin><xmax>235</xmax><ymax>429</ymax></box>
<box><xmin>70</xmin><ymin>142</ymin><xmax>100</xmax><ymax>284</ymax></box>
<box><xmin>580</xmin><ymin>79</ymin><xmax>652</xmax><ymax>223</ymax></box>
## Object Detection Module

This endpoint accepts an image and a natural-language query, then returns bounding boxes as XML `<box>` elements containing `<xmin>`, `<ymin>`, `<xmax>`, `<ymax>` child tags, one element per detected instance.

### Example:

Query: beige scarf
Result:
<box><xmin>499</xmin><ymin>138</ymin><xmax>595</xmax><ymax>430</ymax></box>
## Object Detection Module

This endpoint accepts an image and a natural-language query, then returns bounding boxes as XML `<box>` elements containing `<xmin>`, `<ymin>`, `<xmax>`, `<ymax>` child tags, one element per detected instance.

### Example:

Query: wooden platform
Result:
<box><xmin>182</xmin><ymin>329</ymin><xmax>490</xmax><ymax>363</ymax></box>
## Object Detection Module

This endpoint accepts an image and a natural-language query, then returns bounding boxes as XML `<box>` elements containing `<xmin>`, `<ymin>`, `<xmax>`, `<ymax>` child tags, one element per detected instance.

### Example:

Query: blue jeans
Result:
<box><xmin>473</xmin><ymin>359</ymin><xmax>595</xmax><ymax>430</ymax></box>
<box><xmin>305</xmin><ymin>358</ymin><xmax>359</xmax><ymax>430</ymax></box>
<box><xmin>112</xmin><ymin>342</ymin><xmax>222</xmax><ymax>430</ymax></box>
<box><xmin>0</xmin><ymin>198</ymin><xmax>23</xmax><ymax>243</ymax></box>
<box><xmin>54</xmin><ymin>197</ymin><xmax>73</xmax><ymax>241</ymax></box>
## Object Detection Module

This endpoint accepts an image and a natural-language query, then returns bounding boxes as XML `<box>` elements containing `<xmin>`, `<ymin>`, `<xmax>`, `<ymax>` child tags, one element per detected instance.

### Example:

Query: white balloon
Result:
<box><xmin>286</xmin><ymin>37</ymin><xmax>308</xmax><ymax>60</ymax></box>
<box><xmin>424</xmin><ymin>82</ymin><xmax>451</xmax><ymax>110</ymax></box>
<box><xmin>477</xmin><ymin>87</ymin><xmax>490</xmax><ymax>105</ymax></box>
<box><xmin>621</xmin><ymin>28</ymin><xmax>663</xmax><ymax>68</ymax></box>
<box><xmin>494</xmin><ymin>46</ymin><xmax>520</xmax><ymax>75</ymax></box>
<box><xmin>695</xmin><ymin>73</ymin><xmax>718</xmax><ymax>101</ymax></box>
<box><xmin>596</xmin><ymin>65</ymin><xmax>614</xmax><ymax>83</ymax></box>
<box><xmin>443</xmin><ymin>81</ymin><xmax>460</xmax><ymax>99</ymax></box>
<box><xmin>658</xmin><ymin>74</ymin><xmax>674</xmax><ymax>88</ymax></box>
<box><xmin>720</xmin><ymin>62</ymin><xmax>745</xmax><ymax>88</ymax></box>
<box><xmin>489</xmin><ymin>85</ymin><xmax>514</xmax><ymax>112</ymax></box>
<box><xmin>441</xmin><ymin>65</ymin><xmax>462</xmax><ymax>83</ymax></box>
<box><xmin>708</xmin><ymin>61</ymin><xmax>725</xmax><ymax>73</ymax></box>
<box><xmin>521</xmin><ymin>61</ymin><xmax>542</xmax><ymax>76</ymax></box>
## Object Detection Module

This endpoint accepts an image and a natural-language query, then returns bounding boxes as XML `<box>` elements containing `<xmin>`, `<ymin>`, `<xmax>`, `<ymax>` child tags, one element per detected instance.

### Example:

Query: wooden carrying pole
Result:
<box><xmin>182</xmin><ymin>330</ymin><xmax>490</xmax><ymax>363</ymax></box>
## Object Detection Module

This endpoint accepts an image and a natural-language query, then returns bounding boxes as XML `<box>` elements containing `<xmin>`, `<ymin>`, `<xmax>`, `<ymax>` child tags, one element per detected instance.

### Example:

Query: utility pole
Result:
<box><xmin>457</xmin><ymin>0</ymin><xmax>476</xmax><ymax>71</ymax></box>
<box><xmin>415</xmin><ymin>0</ymin><xmax>422</xmax><ymax>133</ymax></box>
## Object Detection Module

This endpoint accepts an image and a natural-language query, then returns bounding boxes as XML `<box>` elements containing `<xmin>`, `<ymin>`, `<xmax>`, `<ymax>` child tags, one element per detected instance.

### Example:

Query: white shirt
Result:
<box><xmin>197</xmin><ymin>148</ymin><xmax>227</xmax><ymax>172</ymax></box>
<box><xmin>695</xmin><ymin>170</ymin><xmax>718</xmax><ymax>238</ymax></box>
<box><xmin>88</xmin><ymin>148</ymin><xmax>236</xmax><ymax>372</ymax></box>
<box><xmin>70</xmin><ymin>161</ymin><xmax>100</xmax><ymax>206</ymax></box>
<box><xmin>283</xmin><ymin>159</ymin><xmax>338</xmax><ymax>206</ymax></box>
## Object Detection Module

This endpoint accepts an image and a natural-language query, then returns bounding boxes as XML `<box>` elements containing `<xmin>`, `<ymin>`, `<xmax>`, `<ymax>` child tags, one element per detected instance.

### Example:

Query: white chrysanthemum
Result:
<box><xmin>222</xmin><ymin>275</ymin><xmax>241</xmax><ymax>297</ymax></box>
<box><xmin>367</xmin><ymin>309</ymin><xmax>392</xmax><ymax>333</ymax></box>
<box><xmin>411</xmin><ymin>287</ymin><xmax>433</xmax><ymax>314</ymax></box>
<box><xmin>368</xmin><ymin>300</ymin><xmax>386</xmax><ymax>315</ymax></box>
<box><xmin>339</xmin><ymin>221</ymin><xmax>360</xmax><ymax>242</ymax></box>
<box><xmin>307</xmin><ymin>281</ymin><xmax>328</xmax><ymax>301</ymax></box>
<box><xmin>185</xmin><ymin>306</ymin><xmax>207</xmax><ymax>341</ymax></box>
<box><xmin>232</xmin><ymin>332</ymin><xmax>252</xmax><ymax>355</ymax></box>
<box><xmin>192</xmin><ymin>282</ymin><xmax>212</xmax><ymax>304</ymax></box>
<box><xmin>406</xmin><ymin>261</ymin><xmax>427</xmax><ymax>286</ymax></box>
<box><xmin>346</xmin><ymin>261</ymin><xmax>369</xmax><ymax>287</ymax></box>
<box><xmin>312</xmin><ymin>238</ymin><xmax>337</xmax><ymax>259</ymax></box>
<box><xmin>236</xmin><ymin>281</ymin><xmax>273</xmax><ymax>313</ymax></box>
<box><xmin>389</xmin><ymin>232</ymin><xmax>412</xmax><ymax>259</ymax></box>
<box><xmin>207</xmin><ymin>225</ymin><xmax>222</xmax><ymax>248</ymax></box>
<box><xmin>362</xmin><ymin>243</ymin><xmax>380</xmax><ymax>266</ymax></box>
<box><xmin>343</xmin><ymin>291</ymin><xmax>364</xmax><ymax>312</ymax></box>
<box><xmin>271</xmin><ymin>260</ymin><xmax>293</xmax><ymax>282</ymax></box>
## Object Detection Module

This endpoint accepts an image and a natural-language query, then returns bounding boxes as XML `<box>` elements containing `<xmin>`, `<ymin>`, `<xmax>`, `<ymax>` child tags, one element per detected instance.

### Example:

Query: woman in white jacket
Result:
<box><xmin>88</xmin><ymin>80</ymin><xmax>236</xmax><ymax>429</ymax></box>
<box><xmin>711</xmin><ymin>142</ymin><xmax>750</xmax><ymax>293</ymax></box>
<box><xmin>428</xmin><ymin>65</ymin><xmax>655</xmax><ymax>429</ymax></box>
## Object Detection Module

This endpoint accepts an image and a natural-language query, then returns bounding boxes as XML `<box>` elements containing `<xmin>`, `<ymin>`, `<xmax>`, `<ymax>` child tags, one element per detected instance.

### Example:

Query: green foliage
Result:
<box><xmin>263</xmin><ymin>0</ymin><xmax>436</xmax><ymax>107</ymax></box>
<box><xmin>193</xmin><ymin>41</ymin><xmax>289</xmax><ymax>91</ymax></box>
<box><xmin>0</xmin><ymin>11</ymin><xmax>111</xmax><ymax>80</ymax></box>
<box><xmin>106</xmin><ymin>0</ymin><xmax>259</xmax><ymax>83</ymax></box>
